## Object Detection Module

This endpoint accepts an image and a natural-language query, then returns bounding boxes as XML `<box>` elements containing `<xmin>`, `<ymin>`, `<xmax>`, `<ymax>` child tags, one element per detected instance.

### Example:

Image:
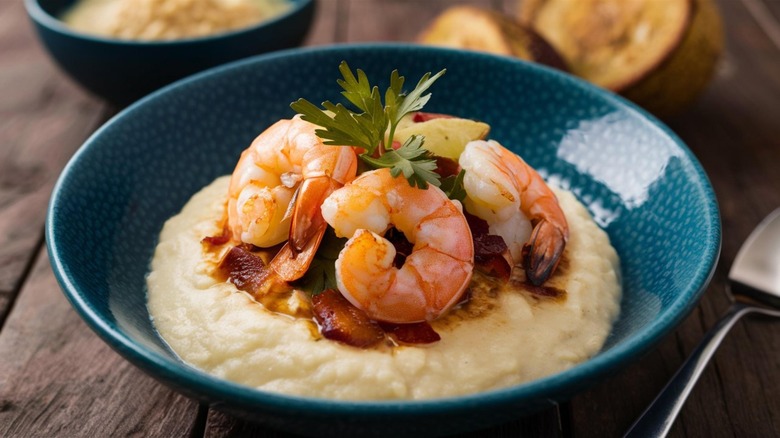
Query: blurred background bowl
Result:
<box><xmin>25</xmin><ymin>0</ymin><xmax>315</xmax><ymax>105</ymax></box>
<box><xmin>46</xmin><ymin>44</ymin><xmax>720</xmax><ymax>437</ymax></box>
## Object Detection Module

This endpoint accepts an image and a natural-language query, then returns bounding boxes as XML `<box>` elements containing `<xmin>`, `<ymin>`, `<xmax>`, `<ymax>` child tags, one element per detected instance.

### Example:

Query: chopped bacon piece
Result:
<box><xmin>380</xmin><ymin>322</ymin><xmax>441</xmax><ymax>345</ymax></box>
<box><xmin>312</xmin><ymin>289</ymin><xmax>385</xmax><ymax>348</ymax></box>
<box><xmin>475</xmin><ymin>247</ymin><xmax>513</xmax><ymax>281</ymax></box>
<box><xmin>202</xmin><ymin>233</ymin><xmax>230</xmax><ymax>246</ymax></box>
<box><xmin>384</xmin><ymin>228</ymin><xmax>414</xmax><ymax>267</ymax></box>
<box><xmin>464</xmin><ymin>210</ymin><xmax>490</xmax><ymax>235</ymax></box>
<box><xmin>412</xmin><ymin>112</ymin><xmax>455</xmax><ymax>123</ymax></box>
<box><xmin>474</xmin><ymin>234</ymin><xmax>510</xmax><ymax>261</ymax></box>
<box><xmin>434</xmin><ymin>156</ymin><xmax>461</xmax><ymax>179</ymax></box>
<box><xmin>464</xmin><ymin>211</ymin><xmax>513</xmax><ymax>282</ymax></box>
<box><xmin>202</xmin><ymin>224</ymin><xmax>231</xmax><ymax>246</ymax></box>
<box><xmin>217</xmin><ymin>246</ymin><xmax>271</xmax><ymax>293</ymax></box>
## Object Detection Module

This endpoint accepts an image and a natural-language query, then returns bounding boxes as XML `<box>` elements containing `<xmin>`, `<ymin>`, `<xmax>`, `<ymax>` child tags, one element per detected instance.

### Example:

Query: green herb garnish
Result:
<box><xmin>291</xmin><ymin>61</ymin><xmax>446</xmax><ymax>189</ymax></box>
<box><xmin>361</xmin><ymin>135</ymin><xmax>440</xmax><ymax>189</ymax></box>
<box><xmin>293</xmin><ymin>229</ymin><xmax>347</xmax><ymax>295</ymax></box>
<box><xmin>440</xmin><ymin>169</ymin><xmax>467</xmax><ymax>202</ymax></box>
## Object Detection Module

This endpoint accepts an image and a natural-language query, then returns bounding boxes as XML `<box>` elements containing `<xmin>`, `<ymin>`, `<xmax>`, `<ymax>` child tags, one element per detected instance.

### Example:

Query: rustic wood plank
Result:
<box><xmin>303</xmin><ymin>0</ymin><xmax>340</xmax><ymax>45</ymax></box>
<box><xmin>0</xmin><ymin>0</ymin><xmax>107</xmax><ymax>324</ymax></box>
<box><xmin>203</xmin><ymin>404</ymin><xmax>562</xmax><ymax>437</ymax></box>
<box><xmin>0</xmin><ymin>251</ymin><xmax>201</xmax><ymax>437</ymax></box>
<box><xmin>0</xmin><ymin>2</ymin><xmax>201</xmax><ymax>437</ymax></box>
<box><xmin>743</xmin><ymin>0</ymin><xmax>780</xmax><ymax>50</ymax></box>
<box><xmin>568</xmin><ymin>0</ymin><xmax>780</xmax><ymax>436</ymax></box>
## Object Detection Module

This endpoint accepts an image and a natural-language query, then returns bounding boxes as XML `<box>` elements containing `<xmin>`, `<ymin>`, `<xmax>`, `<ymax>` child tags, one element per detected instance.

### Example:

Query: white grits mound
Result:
<box><xmin>147</xmin><ymin>176</ymin><xmax>621</xmax><ymax>400</ymax></box>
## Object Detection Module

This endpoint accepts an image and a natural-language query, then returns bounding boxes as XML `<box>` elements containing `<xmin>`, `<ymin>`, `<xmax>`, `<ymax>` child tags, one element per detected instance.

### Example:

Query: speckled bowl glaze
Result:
<box><xmin>46</xmin><ymin>44</ymin><xmax>720</xmax><ymax>437</ymax></box>
<box><xmin>25</xmin><ymin>0</ymin><xmax>315</xmax><ymax>105</ymax></box>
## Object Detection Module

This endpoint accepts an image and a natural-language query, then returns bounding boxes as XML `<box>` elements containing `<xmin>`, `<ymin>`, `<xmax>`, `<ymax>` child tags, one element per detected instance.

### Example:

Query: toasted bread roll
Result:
<box><xmin>520</xmin><ymin>0</ymin><xmax>723</xmax><ymax>117</ymax></box>
<box><xmin>418</xmin><ymin>6</ymin><xmax>568</xmax><ymax>71</ymax></box>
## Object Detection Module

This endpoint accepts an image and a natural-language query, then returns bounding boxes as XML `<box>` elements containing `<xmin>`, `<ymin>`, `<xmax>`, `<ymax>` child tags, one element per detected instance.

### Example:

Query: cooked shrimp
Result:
<box><xmin>459</xmin><ymin>140</ymin><xmax>568</xmax><ymax>286</ymax></box>
<box><xmin>227</xmin><ymin>115</ymin><xmax>357</xmax><ymax>250</ymax></box>
<box><xmin>321</xmin><ymin>168</ymin><xmax>474</xmax><ymax>323</ymax></box>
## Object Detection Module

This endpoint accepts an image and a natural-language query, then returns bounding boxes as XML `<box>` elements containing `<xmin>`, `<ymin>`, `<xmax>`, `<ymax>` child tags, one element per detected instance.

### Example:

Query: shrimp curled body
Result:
<box><xmin>228</xmin><ymin>115</ymin><xmax>358</xmax><ymax>248</ymax></box>
<box><xmin>459</xmin><ymin>140</ymin><xmax>568</xmax><ymax>286</ymax></box>
<box><xmin>321</xmin><ymin>168</ymin><xmax>475</xmax><ymax>323</ymax></box>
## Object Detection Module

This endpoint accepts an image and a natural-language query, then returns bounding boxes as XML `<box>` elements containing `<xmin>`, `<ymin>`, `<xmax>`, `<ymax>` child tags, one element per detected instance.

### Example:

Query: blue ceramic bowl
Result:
<box><xmin>47</xmin><ymin>44</ymin><xmax>720</xmax><ymax>437</ymax></box>
<box><xmin>25</xmin><ymin>0</ymin><xmax>315</xmax><ymax>105</ymax></box>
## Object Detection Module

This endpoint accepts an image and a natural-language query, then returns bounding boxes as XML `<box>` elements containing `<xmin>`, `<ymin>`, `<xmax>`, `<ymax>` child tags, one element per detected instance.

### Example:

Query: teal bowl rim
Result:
<box><xmin>24</xmin><ymin>0</ymin><xmax>315</xmax><ymax>46</ymax></box>
<box><xmin>46</xmin><ymin>43</ymin><xmax>721</xmax><ymax>417</ymax></box>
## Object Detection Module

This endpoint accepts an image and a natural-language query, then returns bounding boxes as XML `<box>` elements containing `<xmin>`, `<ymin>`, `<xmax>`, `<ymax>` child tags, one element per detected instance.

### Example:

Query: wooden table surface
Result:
<box><xmin>1</xmin><ymin>0</ymin><xmax>779</xmax><ymax>436</ymax></box>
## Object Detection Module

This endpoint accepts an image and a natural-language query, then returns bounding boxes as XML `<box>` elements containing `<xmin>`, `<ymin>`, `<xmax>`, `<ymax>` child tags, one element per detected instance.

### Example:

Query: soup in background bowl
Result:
<box><xmin>25</xmin><ymin>0</ymin><xmax>315</xmax><ymax>104</ymax></box>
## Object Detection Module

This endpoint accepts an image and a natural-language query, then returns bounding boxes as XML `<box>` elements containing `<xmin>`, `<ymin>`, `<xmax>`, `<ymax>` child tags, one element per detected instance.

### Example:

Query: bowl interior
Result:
<box><xmin>36</xmin><ymin>0</ymin><xmax>74</xmax><ymax>17</ymax></box>
<box><xmin>47</xmin><ymin>44</ymin><xmax>720</xmax><ymax>432</ymax></box>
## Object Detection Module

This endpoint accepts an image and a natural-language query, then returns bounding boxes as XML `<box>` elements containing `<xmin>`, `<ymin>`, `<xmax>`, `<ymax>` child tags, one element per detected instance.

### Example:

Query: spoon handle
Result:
<box><xmin>623</xmin><ymin>302</ymin><xmax>753</xmax><ymax>438</ymax></box>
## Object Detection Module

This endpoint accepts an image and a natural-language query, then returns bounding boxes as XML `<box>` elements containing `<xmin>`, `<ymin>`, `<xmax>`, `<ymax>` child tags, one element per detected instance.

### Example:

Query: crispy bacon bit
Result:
<box><xmin>384</xmin><ymin>228</ymin><xmax>414</xmax><ymax>267</ymax></box>
<box><xmin>464</xmin><ymin>211</ymin><xmax>513</xmax><ymax>282</ymax></box>
<box><xmin>380</xmin><ymin>321</ymin><xmax>441</xmax><ymax>345</ymax></box>
<box><xmin>202</xmin><ymin>233</ymin><xmax>230</xmax><ymax>246</ymax></box>
<box><xmin>217</xmin><ymin>246</ymin><xmax>272</xmax><ymax>294</ymax></box>
<box><xmin>312</xmin><ymin>289</ymin><xmax>385</xmax><ymax>348</ymax></box>
<box><xmin>202</xmin><ymin>225</ymin><xmax>231</xmax><ymax>246</ymax></box>
<box><xmin>412</xmin><ymin>112</ymin><xmax>455</xmax><ymax>123</ymax></box>
<box><xmin>476</xmin><ymin>249</ymin><xmax>513</xmax><ymax>281</ymax></box>
<box><xmin>434</xmin><ymin>156</ymin><xmax>461</xmax><ymax>179</ymax></box>
<box><xmin>464</xmin><ymin>210</ymin><xmax>488</xmax><ymax>235</ymax></box>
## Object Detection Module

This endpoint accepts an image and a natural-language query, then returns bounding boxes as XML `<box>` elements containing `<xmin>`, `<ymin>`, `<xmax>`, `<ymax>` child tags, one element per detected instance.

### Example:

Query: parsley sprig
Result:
<box><xmin>290</xmin><ymin>62</ymin><xmax>446</xmax><ymax>188</ymax></box>
<box><xmin>292</xmin><ymin>228</ymin><xmax>346</xmax><ymax>295</ymax></box>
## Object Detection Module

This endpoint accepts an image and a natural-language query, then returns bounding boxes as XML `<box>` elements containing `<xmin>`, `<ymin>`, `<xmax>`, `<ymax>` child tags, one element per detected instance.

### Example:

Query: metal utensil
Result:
<box><xmin>624</xmin><ymin>208</ymin><xmax>780</xmax><ymax>438</ymax></box>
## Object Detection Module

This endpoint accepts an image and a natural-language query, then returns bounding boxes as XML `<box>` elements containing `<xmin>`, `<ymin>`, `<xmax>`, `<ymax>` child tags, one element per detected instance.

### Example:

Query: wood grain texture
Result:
<box><xmin>567</xmin><ymin>0</ymin><xmax>780</xmax><ymax>436</ymax></box>
<box><xmin>303</xmin><ymin>0</ymin><xmax>340</xmax><ymax>45</ymax></box>
<box><xmin>0</xmin><ymin>253</ymin><xmax>200</xmax><ymax>437</ymax></box>
<box><xmin>203</xmin><ymin>406</ymin><xmax>562</xmax><ymax>438</ymax></box>
<box><xmin>0</xmin><ymin>0</ymin><xmax>107</xmax><ymax>324</ymax></box>
<box><xmin>743</xmin><ymin>0</ymin><xmax>780</xmax><ymax>51</ymax></box>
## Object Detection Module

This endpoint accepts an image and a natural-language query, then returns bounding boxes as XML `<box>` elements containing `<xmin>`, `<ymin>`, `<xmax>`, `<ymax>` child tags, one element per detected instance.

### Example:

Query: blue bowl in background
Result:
<box><xmin>25</xmin><ymin>0</ymin><xmax>315</xmax><ymax>105</ymax></box>
<box><xmin>46</xmin><ymin>44</ymin><xmax>720</xmax><ymax>437</ymax></box>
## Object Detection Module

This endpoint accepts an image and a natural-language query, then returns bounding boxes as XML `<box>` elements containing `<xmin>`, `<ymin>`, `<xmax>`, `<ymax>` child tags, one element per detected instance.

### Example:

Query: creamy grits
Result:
<box><xmin>61</xmin><ymin>0</ymin><xmax>291</xmax><ymax>40</ymax></box>
<box><xmin>147</xmin><ymin>176</ymin><xmax>621</xmax><ymax>400</ymax></box>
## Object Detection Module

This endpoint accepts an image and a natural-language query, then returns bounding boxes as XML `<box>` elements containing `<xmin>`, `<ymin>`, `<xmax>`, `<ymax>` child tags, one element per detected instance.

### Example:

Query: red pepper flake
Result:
<box><xmin>380</xmin><ymin>321</ymin><xmax>441</xmax><ymax>345</ymax></box>
<box><xmin>312</xmin><ymin>289</ymin><xmax>385</xmax><ymax>348</ymax></box>
<box><xmin>464</xmin><ymin>211</ymin><xmax>513</xmax><ymax>282</ymax></box>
